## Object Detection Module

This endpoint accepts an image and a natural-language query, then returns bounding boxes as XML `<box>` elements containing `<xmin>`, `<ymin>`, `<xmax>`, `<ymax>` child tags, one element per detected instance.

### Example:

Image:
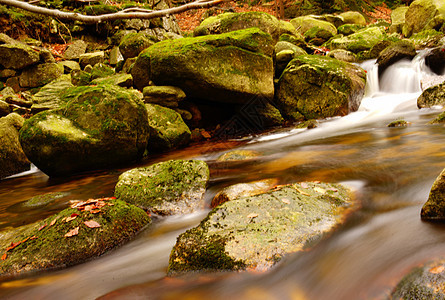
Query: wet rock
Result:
<box><xmin>290</xmin><ymin>16</ymin><xmax>337</xmax><ymax>37</ymax></box>
<box><xmin>429</xmin><ymin>111</ymin><xmax>445</xmax><ymax>124</ymax></box>
<box><xmin>0</xmin><ymin>113</ymin><xmax>30</xmax><ymax>179</ymax></box>
<box><xmin>327</xmin><ymin>49</ymin><xmax>357</xmax><ymax>63</ymax></box>
<box><xmin>424</xmin><ymin>46</ymin><xmax>445</xmax><ymax>74</ymax></box>
<box><xmin>91</xmin><ymin>73</ymin><xmax>133</xmax><ymax>87</ymax></box>
<box><xmin>143</xmin><ymin>86</ymin><xmax>186</xmax><ymax>108</ymax></box>
<box><xmin>339</xmin><ymin>11</ymin><xmax>366</xmax><ymax>26</ymax></box>
<box><xmin>119</xmin><ymin>32</ymin><xmax>156</xmax><ymax>60</ymax></box>
<box><xmin>275</xmin><ymin>55</ymin><xmax>366</xmax><ymax>121</ymax></box>
<box><xmin>114</xmin><ymin>160</ymin><xmax>209</xmax><ymax>215</ymax></box>
<box><xmin>403</xmin><ymin>0</ymin><xmax>445</xmax><ymax>37</ymax></box>
<box><xmin>0</xmin><ymin>100</ymin><xmax>10</xmax><ymax>117</ymax></box>
<box><xmin>145</xmin><ymin>104</ymin><xmax>191</xmax><ymax>152</ymax></box>
<box><xmin>417</xmin><ymin>81</ymin><xmax>445</xmax><ymax>108</ymax></box>
<box><xmin>0</xmin><ymin>43</ymin><xmax>40</xmax><ymax>70</ymax></box>
<box><xmin>328</xmin><ymin>27</ymin><xmax>387</xmax><ymax>53</ymax></box>
<box><xmin>421</xmin><ymin>168</ymin><xmax>445</xmax><ymax>220</ymax></box>
<box><xmin>387</xmin><ymin>118</ymin><xmax>410</xmax><ymax>127</ymax></box>
<box><xmin>19</xmin><ymin>63</ymin><xmax>64</xmax><ymax>88</ymax></box>
<box><xmin>19</xmin><ymin>84</ymin><xmax>149</xmax><ymax>176</ymax></box>
<box><xmin>211</xmin><ymin>179</ymin><xmax>277</xmax><ymax>208</ymax></box>
<box><xmin>168</xmin><ymin>182</ymin><xmax>354</xmax><ymax>273</ymax></box>
<box><xmin>31</xmin><ymin>75</ymin><xmax>74</xmax><ymax>113</ymax></box>
<box><xmin>390</xmin><ymin>6</ymin><xmax>409</xmax><ymax>34</ymax></box>
<box><xmin>216</xmin><ymin>149</ymin><xmax>260</xmax><ymax>161</ymax></box>
<box><xmin>377</xmin><ymin>40</ymin><xmax>417</xmax><ymax>75</ymax></box>
<box><xmin>22</xmin><ymin>192</ymin><xmax>68</xmax><ymax>208</ymax></box>
<box><xmin>409</xmin><ymin>29</ymin><xmax>444</xmax><ymax>49</ymax></box>
<box><xmin>194</xmin><ymin>11</ymin><xmax>296</xmax><ymax>41</ymax></box>
<box><xmin>63</xmin><ymin>40</ymin><xmax>87</xmax><ymax>60</ymax></box>
<box><xmin>79</xmin><ymin>51</ymin><xmax>104</xmax><ymax>69</ymax></box>
<box><xmin>390</xmin><ymin>258</ymin><xmax>445</xmax><ymax>299</ymax></box>
<box><xmin>132</xmin><ymin>28</ymin><xmax>274</xmax><ymax>104</ymax></box>
<box><xmin>0</xmin><ymin>197</ymin><xmax>150</xmax><ymax>278</ymax></box>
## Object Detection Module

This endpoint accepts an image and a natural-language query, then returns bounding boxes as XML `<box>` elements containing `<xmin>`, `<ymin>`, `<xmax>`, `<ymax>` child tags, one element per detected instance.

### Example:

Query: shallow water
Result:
<box><xmin>0</xmin><ymin>53</ymin><xmax>444</xmax><ymax>299</ymax></box>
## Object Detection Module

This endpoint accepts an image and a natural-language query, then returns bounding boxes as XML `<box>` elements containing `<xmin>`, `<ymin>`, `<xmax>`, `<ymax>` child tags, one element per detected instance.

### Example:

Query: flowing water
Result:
<box><xmin>0</xmin><ymin>52</ymin><xmax>444</xmax><ymax>299</ymax></box>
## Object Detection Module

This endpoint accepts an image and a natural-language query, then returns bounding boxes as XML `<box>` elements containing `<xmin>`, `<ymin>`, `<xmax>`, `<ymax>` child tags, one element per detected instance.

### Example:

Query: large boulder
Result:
<box><xmin>377</xmin><ymin>40</ymin><xmax>417</xmax><ymax>75</ymax></box>
<box><xmin>145</xmin><ymin>104</ymin><xmax>191</xmax><ymax>152</ymax></box>
<box><xmin>329</xmin><ymin>27</ymin><xmax>387</xmax><ymax>53</ymax></box>
<box><xmin>119</xmin><ymin>32</ymin><xmax>156</xmax><ymax>60</ymax></box>
<box><xmin>0</xmin><ymin>113</ymin><xmax>30</xmax><ymax>179</ymax></box>
<box><xmin>31</xmin><ymin>75</ymin><xmax>74</xmax><ymax>113</ymax></box>
<box><xmin>19</xmin><ymin>84</ymin><xmax>150</xmax><ymax>176</ymax></box>
<box><xmin>339</xmin><ymin>11</ymin><xmax>367</xmax><ymax>26</ymax></box>
<box><xmin>168</xmin><ymin>182</ymin><xmax>354</xmax><ymax>273</ymax></box>
<box><xmin>0</xmin><ymin>43</ymin><xmax>40</xmax><ymax>70</ymax></box>
<box><xmin>290</xmin><ymin>16</ymin><xmax>337</xmax><ymax>37</ymax></box>
<box><xmin>0</xmin><ymin>197</ymin><xmax>150</xmax><ymax>278</ymax></box>
<box><xmin>275</xmin><ymin>55</ymin><xmax>367</xmax><ymax>121</ymax></box>
<box><xmin>390</xmin><ymin>258</ymin><xmax>445</xmax><ymax>299</ymax></box>
<box><xmin>194</xmin><ymin>11</ymin><xmax>297</xmax><ymax>41</ymax></box>
<box><xmin>114</xmin><ymin>160</ymin><xmax>209</xmax><ymax>215</ymax></box>
<box><xmin>390</xmin><ymin>6</ymin><xmax>409</xmax><ymax>33</ymax></box>
<box><xmin>403</xmin><ymin>0</ymin><xmax>445</xmax><ymax>37</ymax></box>
<box><xmin>421</xmin><ymin>168</ymin><xmax>445</xmax><ymax>220</ymax></box>
<box><xmin>417</xmin><ymin>81</ymin><xmax>445</xmax><ymax>108</ymax></box>
<box><xmin>19</xmin><ymin>63</ymin><xmax>64</xmax><ymax>88</ymax></box>
<box><xmin>131</xmin><ymin>28</ymin><xmax>274</xmax><ymax>104</ymax></box>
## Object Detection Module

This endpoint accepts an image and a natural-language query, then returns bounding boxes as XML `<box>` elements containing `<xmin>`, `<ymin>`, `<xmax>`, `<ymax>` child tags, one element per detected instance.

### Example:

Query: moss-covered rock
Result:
<box><xmin>90</xmin><ymin>63</ymin><xmax>114</xmax><ymax>80</ymax></box>
<box><xmin>63</xmin><ymin>40</ymin><xmax>87</xmax><ymax>60</ymax></box>
<box><xmin>275</xmin><ymin>55</ymin><xmax>366</xmax><ymax>121</ymax></box>
<box><xmin>143</xmin><ymin>86</ymin><xmax>186</xmax><ymax>108</ymax></box>
<box><xmin>278</xmin><ymin>33</ymin><xmax>307</xmax><ymax>49</ymax></box>
<box><xmin>145</xmin><ymin>104</ymin><xmax>191</xmax><ymax>152</ymax></box>
<box><xmin>0</xmin><ymin>100</ymin><xmax>11</xmax><ymax>117</ymax></box>
<box><xmin>90</xmin><ymin>73</ymin><xmax>133</xmax><ymax>88</ymax></box>
<box><xmin>0</xmin><ymin>113</ymin><xmax>30</xmax><ymax>179</ymax></box>
<box><xmin>119</xmin><ymin>32</ymin><xmax>156</xmax><ymax>60</ymax></box>
<box><xmin>403</xmin><ymin>0</ymin><xmax>445</xmax><ymax>37</ymax></box>
<box><xmin>290</xmin><ymin>16</ymin><xmax>337</xmax><ymax>37</ymax></box>
<box><xmin>387</xmin><ymin>118</ymin><xmax>410</xmax><ymax>127</ymax></box>
<box><xmin>339</xmin><ymin>11</ymin><xmax>366</xmax><ymax>26</ymax></box>
<box><xmin>337</xmin><ymin>24</ymin><xmax>364</xmax><ymax>36</ymax></box>
<box><xmin>304</xmin><ymin>26</ymin><xmax>334</xmax><ymax>45</ymax></box>
<box><xmin>71</xmin><ymin>69</ymin><xmax>92</xmax><ymax>86</ymax></box>
<box><xmin>216</xmin><ymin>149</ymin><xmax>261</xmax><ymax>161</ymax></box>
<box><xmin>409</xmin><ymin>29</ymin><xmax>444</xmax><ymax>49</ymax></box>
<box><xmin>328</xmin><ymin>27</ymin><xmax>387</xmax><ymax>53</ymax></box>
<box><xmin>377</xmin><ymin>40</ymin><xmax>417</xmax><ymax>75</ymax></box>
<box><xmin>421</xmin><ymin>168</ymin><xmax>445</xmax><ymax>220</ymax></box>
<box><xmin>0</xmin><ymin>43</ymin><xmax>40</xmax><ymax>70</ymax></box>
<box><xmin>168</xmin><ymin>182</ymin><xmax>354</xmax><ymax>273</ymax></box>
<box><xmin>79</xmin><ymin>52</ymin><xmax>105</xmax><ymax>69</ymax></box>
<box><xmin>58</xmin><ymin>60</ymin><xmax>81</xmax><ymax>73</ymax></box>
<box><xmin>194</xmin><ymin>11</ymin><xmax>296</xmax><ymax>41</ymax></box>
<box><xmin>429</xmin><ymin>111</ymin><xmax>445</xmax><ymax>124</ymax></box>
<box><xmin>0</xmin><ymin>197</ymin><xmax>150</xmax><ymax>278</ymax></box>
<box><xmin>31</xmin><ymin>75</ymin><xmax>74</xmax><ymax>113</ymax></box>
<box><xmin>19</xmin><ymin>63</ymin><xmax>64</xmax><ymax>88</ymax></box>
<box><xmin>19</xmin><ymin>84</ymin><xmax>150</xmax><ymax>176</ymax></box>
<box><xmin>131</xmin><ymin>28</ymin><xmax>274</xmax><ymax>104</ymax></box>
<box><xmin>21</xmin><ymin>192</ymin><xmax>68</xmax><ymax>208</ymax></box>
<box><xmin>114</xmin><ymin>160</ymin><xmax>209</xmax><ymax>215</ymax></box>
<box><xmin>390</xmin><ymin>6</ymin><xmax>409</xmax><ymax>34</ymax></box>
<box><xmin>326</xmin><ymin>49</ymin><xmax>357</xmax><ymax>62</ymax></box>
<box><xmin>417</xmin><ymin>81</ymin><xmax>445</xmax><ymax>108</ymax></box>
<box><xmin>390</xmin><ymin>258</ymin><xmax>445</xmax><ymax>299</ymax></box>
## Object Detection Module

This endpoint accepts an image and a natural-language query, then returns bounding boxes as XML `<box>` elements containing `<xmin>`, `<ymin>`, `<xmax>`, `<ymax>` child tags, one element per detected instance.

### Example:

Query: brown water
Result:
<box><xmin>0</xmin><ymin>56</ymin><xmax>444</xmax><ymax>299</ymax></box>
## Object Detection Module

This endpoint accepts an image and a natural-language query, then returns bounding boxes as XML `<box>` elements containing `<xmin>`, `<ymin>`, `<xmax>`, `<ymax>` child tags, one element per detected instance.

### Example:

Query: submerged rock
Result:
<box><xmin>0</xmin><ymin>197</ymin><xmax>150</xmax><ymax>278</ymax></box>
<box><xmin>429</xmin><ymin>111</ymin><xmax>445</xmax><ymax>124</ymax></box>
<box><xmin>0</xmin><ymin>113</ymin><xmax>30</xmax><ymax>179</ymax></box>
<box><xmin>216</xmin><ymin>149</ymin><xmax>261</xmax><ymax>161</ymax></box>
<box><xmin>275</xmin><ymin>55</ymin><xmax>366</xmax><ymax>121</ymax></box>
<box><xmin>168</xmin><ymin>182</ymin><xmax>354</xmax><ymax>273</ymax></box>
<box><xmin>421</xmin><ymin>168</ymin><xmax>445</xmax><ymax>220</ymax></box>
<box><xmin>377</xmin><ymin>40</ymin><xmax>417</xmax><ymax>75</ymax></box>
<box><xmin>19</xmin><ymin>84</ymin><xmax>149</xmax><ymax>176</ymax></box>
<box><xmin>132</xmin><ymin>28</ymin><xmax>274</xmax><ymax>104</ymax></box>
<box><xmin>114</xmin><ymin>160</ymin><xmax>209</xmax><ymax>215</ymax></box>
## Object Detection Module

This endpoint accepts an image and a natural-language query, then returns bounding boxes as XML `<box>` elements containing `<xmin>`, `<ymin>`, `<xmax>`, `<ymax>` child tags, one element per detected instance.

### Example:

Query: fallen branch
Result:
<box><xmin>0</xmin><ymin>0</ymin><xmax>225</xmax><ymax>23</ymax></box>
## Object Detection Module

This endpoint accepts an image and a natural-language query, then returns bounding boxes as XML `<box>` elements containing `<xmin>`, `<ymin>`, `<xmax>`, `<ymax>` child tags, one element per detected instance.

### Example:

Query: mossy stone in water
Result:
<box><xmin>421</xmin><ymin>168</ymin><xmax>445</xmax><ymax>220</ymax></box>
<box><xmin>216</xmin><ymin>149</ymin><xmax>261</xmax><ymax>161</ymax></box>
<box><xmin>22</xmin><ymin>192</ymin><xmax>68</xmax><ymax>208</ymax></box>
<box><xmin>114</xmin><ymin>160</ymin><xmax>209</xmax><ymax>215</ymax></box>
<box><xmin>168</xmin><ymin>182</ymin><xmax>354</xmax><ymax>273</ymax></box>
<box><xmin>418</xmin><ymin>81</ymin><xmax>445</xmax><ymax>108</ymax></box>
<box><xmin>429</xmin><ymin>111</ymin><xmax>445</xmax><ymax>124</ymax></box>
<box><xmin>0</xmin><ymin>198</ymin><xmax>150</xmax><ymax>278</ymax></box>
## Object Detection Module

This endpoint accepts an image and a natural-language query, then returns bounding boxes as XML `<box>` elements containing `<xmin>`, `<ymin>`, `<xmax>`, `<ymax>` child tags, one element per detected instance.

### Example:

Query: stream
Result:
<box><xmin>0</xmin><ymin>51</ymin><xmax>444</xmax><ymax>299</ymax></box>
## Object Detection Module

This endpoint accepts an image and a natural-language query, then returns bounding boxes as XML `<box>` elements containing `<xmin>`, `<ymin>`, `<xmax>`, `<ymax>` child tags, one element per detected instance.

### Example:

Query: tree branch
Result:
<box><xmin>0</xmin><ymin>0</ymin><xmax>225</xmax><ymax>23</ymax></box>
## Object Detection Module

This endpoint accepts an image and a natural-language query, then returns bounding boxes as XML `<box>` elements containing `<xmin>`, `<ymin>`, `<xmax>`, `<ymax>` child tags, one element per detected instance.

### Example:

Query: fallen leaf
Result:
<box><xmin>30</xmin><ymin>236</ymin><xmax>38</xmax><ymax>240</ymax></box>
<box><xmin>300</xmin><ymin>182</ymin><xmax>309</xmax><ymax>188</ymax></box>
<box><xmin>281</xmin><ymin>198</ymin><xmax>290</xmax><ymax>204</ymax></box>
<box><xmin>84</xmin><ymin>220</ymin><xmax>101</xmax><ymax>228</ymax></box>
<box><xmin>314</xmin><ymin>187</ymin><xmax>326</xmax><ymax>194</ymax></box>
<box><xmin>247</xmin><ymin>213</ymin><xmax>258</xmax><ymax>219</ymax></box>
<box><xmin>313</xmin><ymin>181</ymin><xmax>321</xmax><ymax>184</ymax></box>
<box><xmin>65</xmin><ymin>227</ymin><xmax>79</xmax><ymax>237</ymax></box>
<box><xmin>91</xmin><ymin>209</ymin><xmax>101</xmax><ymax>214</ymax></box>
<box><xmin>296</xmin><ymin>188</ymin><xmax>310</xmax><ymax>196</ymax></box>
<box><xmin>49</xmin><ymin>217</ymin><xmax>59</xmax><ymax>226</ymax></box>
<box><xmin>430</xmin><ymin>265</ymin><xmax>445</xmax><ymax>274</ymax></box>
<box><xmin>1</xmin><ymin>253</ymin><xmax>6</xmax><ymax>260</ymax></box>
<box><xmin>38</xmin><ymin>224</ymin><xmax>47</xmax><ymax>231</ymax></box>
<box><xmin>6</xmin><ymin>237</ymin><xmax>30</xmax><ymax>252</ymax></box>
<box><xmin>65</xmin><ymin>215</ymin><xmax>78</xmax><ymax>222</ymax></box>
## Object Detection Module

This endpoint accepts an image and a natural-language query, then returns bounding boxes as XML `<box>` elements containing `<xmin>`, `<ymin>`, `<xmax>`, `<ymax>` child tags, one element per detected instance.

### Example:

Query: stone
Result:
<box><xmin>63</xmin><ymin>40</ymin><xmax>87</xmax><ymax>60</ymax></box>
<box><xmin>168</xmin><ymin>182</ymin><xmax>354</xmax><ymax>273</ymax></box>
<box><xmin>58</xmin><ymin>61</ymin><xmax>81</xmax><ymax>73</ymax></box>
<box><xmin>0</xmin><ymin>197</ymin><xmax>150</xmax><ymax>277</ymax></box>
<box><xmin>0</xmin><ymin>113</ymin><xmax>30</xmax><ymax>179</ymax></box>
<box><xmin>0</xmin><ymin>43</ymin><xmax>40</xmax><ymax>70</ymax></box>
<box><xmin>390</xmin><ymin>6</ymin><xmax>409</xmax><ymax>33</ymax></box>
<box><xmin>328</xmin><ymin>27</ymin><xmax>387</xmax><ymax>53</ymax></box>
<box><xmin>109</xmin><ymin>46</ymin><xmax>123</xmax><ymax>66</ymax></box>
<box><xmin>425</xmin><ymin>46</ymin><xmax>445</xmax><ymax>74</ymax></box>
<box><xmin>0</xmin><ymin>100</ymin><xmax>10</xmax><ymax>117</ymax></box>
<box><xmin>421</xmin><ymin>168</ymin><xmax>445</xmax><ymax>220</ymax></box>
<box><xmin>70</xmin><ymin>69</ymin><xmax>92</xmax><ymax>86</ymax></box>
<box><xmin>337</xmin><ymin>24</ymin><xmax>364</xmax><ymax>36</ymax></box>
<box><xmin>19</xmin><ymin>84</ymin><xmax>150</xmax><ymax>176</ymax></box>
<box><xmin>429</xmin><ymin>111</ymin><xmax>445</xmax><ymax>124</ymax></box>
<box><xmin>216</xmin><ymin>149</ymin><xmax>260</xmax><ymax>161</ymax></box>
<box><xmin>132</xmin><ymin>28</ymin><xmax>274</xmax><ymax>104</ymax></box>
<box><xmin>22</xmin><ymin>192</ymin><xmax>68</xmax><ymax>208</ymax></box>
<box><xmin>403</xmin><ymin>0</ymin><xmax>445</xmax><ymax>37</ymax></box>
<box><xmin>39</xmin><ymin>49</ymin><xmax>55</xmax><ymax>63</ymax></box>
<box><xmin>5</xmin><ymin>77</ymin><xmax>21</xmax><ymax>93</ymax></box>
<box><xmin>142</xmin><ymin>86</ymin><xmax>186</xmax><ymax>108</ymax></box>
<box><xmin>417</xmin><ymin>81</ymin><xmax>445</xmax><ymax>108</ymax></box>
<box><xmin>290</xmin><ymin>16</ymin><xmax>337</xmax><ymax>37</ymax></box>
<box><xmin>275</xmin><ymin>55</ymin><xmax>367</xmax><ymax>121</ymax></box>
<box><xmin>90</xmin><ymin>73</ymin><xmax>133</xmax><ymax>88</ymax></box>
<box><xmin>0</xmin><ymin>69</ymin><xmax>16</xmax><ymax>78</ymax></box>
<box><xmin>31</xmin><ymin>75</ymin><xmax>74</xmax><ymax>113</ymax></box>
<box><xmin>90</xmin><ymin>63</ymin><xmax>114</xmax><ymax>80</ymax></box>
<box><xmin>119</xmin><ymin>32</ymin><xmax>156</xmax><ymax>60</ymax></box>
<box><xmin>19</xmin><ymin>63</ymin><xmax>64</xmax><ymax>88</ymax></box>
<box><xmin>79</xmin><ymin>51</ymin><xmax>105</xmax><ymax>69</ymax></box>
<box><xmin>327</xmin><ymin>49</ymin><xmax>357</xmax><ymax>62</ymax></box>
<box><xmin>377</xmin><ymin>40</ymin><xmax>417</xmax><ymax>74</ymax></box>
<box><xmin>114</xmin><ymin>160</ymin><xmax>209</xmax><ymax>215</ymax></box>
<box><xmin>3</xmin><ymin>94</ymin><xmax>32</xmax><ymax>108</ymax></box>
<box><xmin>339</xmin><ymin>11</ymin><xmax>366</xmax><ymax>26</ymax></box>
<box><xmin>145</xmin><ymin>103</ymin><xmax>191</xmax><ymax>152</ymax></box>
<box><xmin>410</xmin><ymin>29</ymin><xmax>444</xmax><ymax>49</ymax></box>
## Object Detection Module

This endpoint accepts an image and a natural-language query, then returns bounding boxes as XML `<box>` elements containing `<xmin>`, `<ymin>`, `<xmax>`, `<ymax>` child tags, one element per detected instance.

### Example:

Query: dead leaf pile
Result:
<box><xmin>70</xmin><ymin>197</ymin><xmax>115</xmax><ymax>214</ymax></box>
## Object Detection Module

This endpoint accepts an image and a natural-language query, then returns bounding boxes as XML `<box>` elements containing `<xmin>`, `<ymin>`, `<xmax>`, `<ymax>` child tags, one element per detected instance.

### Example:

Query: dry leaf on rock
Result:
<box><xmin>430</xmin><ymin>265</ymin><xmax>445</xmax><ymax>274</ymax></box>
<box><xmin>84</xmin><ymin>220</ymin><xmax>101</xmax><ymax>228</ymax></box>
<box><xmin>247</xmin><ymin>213</ymin><xmax>258</xmax><ymax>219</ymax></box>
<box><xmin>65</xmin><ymin>227</ymin><xmax>79</xmax><ymax>237</ymax></box>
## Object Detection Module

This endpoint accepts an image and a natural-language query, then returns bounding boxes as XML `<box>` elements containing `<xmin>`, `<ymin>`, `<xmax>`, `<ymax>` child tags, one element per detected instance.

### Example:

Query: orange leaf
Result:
<box><xmin>65</xmin><ymin>227</ymin><xmax>79</xmax><ymax>237</ymax></box>
<box><xmin>38</xmin><ymin>224</ymin><xmax>47</xmax><ymax>231</ymax></box>
<box><xmin>84</xmin><ymin>220</ymin><xmax>101</xmax><ymax>228</ymax></box>
<box><xmin>91</xmin><ymin>209</ymin><xmax>101</xmax><ymax>214</ymax></box>
<box><xmin>430</xmin><ymin>265</ymin><xmax>445</xmax><ymax>274</ymax></box>
<box><xmin>66</xmin><ymin>213</ymin><xmax>79</xmax><ymax>222</ymax></box>
<box><xmin>49</xmin><ymin>217</ymin><xmax>59</xmax><ymax>226</ymax></box>
<box><xmin>6</xmin><ymin>237</ymin><xmax>30</xmax><ymax>252</ymax></box>
<box><xmin>30</xmin><ymin>236</ymin><xmax>38</xmax><ymax>240</ymax></box>
<box><xmin>1</xmin><ymin>253</ymin><xmax>6</xmax><ymax>260</ymax></box>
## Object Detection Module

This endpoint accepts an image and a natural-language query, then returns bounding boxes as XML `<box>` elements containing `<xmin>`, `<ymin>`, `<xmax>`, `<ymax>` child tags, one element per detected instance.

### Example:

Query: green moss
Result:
<box><xmin>429</xmin><ymin>111</ymin><xmax>445</xmax><ymax>124</ymax></box>
<box><xmin>22</xmin><ymin>192</ymin><xmax>68</xmax><ymax>208</ymax></box>
<box><xmin>387</xmin><ymin>118</ymin><xmax>410</xmax><ymax>127</ymax></box>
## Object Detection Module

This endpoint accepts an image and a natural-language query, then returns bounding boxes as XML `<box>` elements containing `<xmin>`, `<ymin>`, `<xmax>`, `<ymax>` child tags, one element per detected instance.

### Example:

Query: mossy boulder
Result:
<box><xmin>19</xmin><ymin>63</ymin><xmax>64</xmax><ymax>88</ymax></box>
<box><xmin>194</xmin><ymin>11</ymin><xmax>296</xmax><ymax>41</ymax></box>
<box><xmin>403</xmin><ymin>0</ymin><xmax>445</xmax><ymax>37</ymax></box>
<box><xmin>421</xmin><ymin>168</ymin><xmax>445</xmax><ymax>220</ymax></box>
<box><xmin>290</xmin><ymin>16</ymin><xmax>337</xmax><ymax>37</ymax></box>
<box><xmin>216</xmin><ymin>149</ymin><xmax>261</xmax><ymax>161</ymax></box>
<box><xmin>119</xmin><ymin>32</ymin><xmax>156</xmax><ymax>60</ymax></box>
<box><xmin>275</xmin><ymin>55</ymin><xmax>367</xmax><ymax>121</ymax></box>
<box><xmin>0</xmin><ymin>113</ymin><xmax>30</xmax><ymax>179</ymax></box>
<box><xmin>114</xmin><ymin>160</ymin><xmax>209</xmax><ymax>215</ymax></box>
<box><xmin>0</xmin><ymin>197</ymin><xmax>150</xmax><ymax>278</ymax></box>
<box><xmin>90</xmin><ymin>63</ymin><xmax>114</xmax><ymax>80</ymax></box>
<box><xmin>339</xmin><ymin>11</ymin><xmax>366</xmax><ymax>26</ymax></box>
<box><xmin>377</xmin><ymin>40</ymin><xmax>417</xmax><ymax>75</ymax></box>
<box><xmin>430</xmin><ymin>111</ymin><xmax>445</xmax><ymax>124</ymax></box>
<box><xmin>328</xmin><ymin>27</ymin><xmax>387</xmax><ymax>53</ymax></box>
<box><xmin>131</xmin><ymin>28</ymin><xmax>274</xmax><ymax>104</ymax></box>
<box><xmin>0</xmin><ymin>100</ymin><xmax>11</xmax><ymax>117</ymax></box>
<box><xmin>326</xmin><ymin>49</ymin><xmax>357</xmax><ymax>62</ymax></box>
<box><xmin>90</xmin><ymin>73</ymin><xmax>133</xmax><ymax>88</ymax></box>
<box><xmin>31</xmin><ymin>75</ymin><xmax>74</xmax><ymax>113</ymax></box>
<box><xmin>22</xmin><ymin>192</ymin><xmax>68</xmax><ymax>208</ymax></box>
<box><xmin>19</xmin><ymin>84</ymin><xmax>150</xmax><ymax>177</ymax></box>
<box><xmin>337</xmin><ymin>24</ymin><xmax>364</xmax><ymax>36</ymax></box>
<box><xmin>0</xmin><ymin>43</ymin><xmax>40</xmax><ymax>70</ymax></box>
<box><xmin>410</xmin><ymin>29</ymin><xmax>445</xmax><ymax>49</ymax></box>
<box><xmin>145</xmin><ymin>104</ymin><xmax>191</xmax><ymax>152</ymax></box>
<box><xmin>143</xmin><ymin>86</ymin><xmax>186</xmax><ymax>108</ymax></box>
<box><xmin>304</xmin><ymin>26</ymin><xmax>334</xmax><ymax>45</ymax></box>
<box><xmin>79</xmin><ymin>51</ymin><xmax>105</xmax><ymax>69</ymax></box>
<box><xmin>390</xmin><ymin>6</ymin><xmax>409</xmax><ymax>34</ymax></box>
<box><xmin>417</xmin><ymin>81</ymin><xmax>445</xmax><ymax>108</ymax></box>
<box><xmin>425</xmin><ymin>46</ymin><xmax>445</xmax><ymax>74</ymax></box>
<box><xmin>390</xmin><ymin>258</ymin><xmax>445</xmax><ymax>299</ymax></box>
<box><xmin>168</xmin><ymin>182</ymin><xmax>354</xmax><ymax>273</ymax></box>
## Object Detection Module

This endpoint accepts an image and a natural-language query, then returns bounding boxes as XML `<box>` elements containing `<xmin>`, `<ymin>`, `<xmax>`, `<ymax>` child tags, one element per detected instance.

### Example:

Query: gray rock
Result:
<box><xmin>63</xmin><ymin>40</ymin><xmax>87</xmax><ymax>60</ymax></box>
<box><xmin>79</xmin><ymin>51</ymin><xmax>104</xmax><ymax>69</ymax></box>
<box><xmin>143</xmin><ymin>86</ymin><xmax>186</xmax><ymax>108</ymax></box>
<box><xmin>58</xmin><ymin>61</ymin><xmax>81</xmax><ymax>73</ymax></box>
<box><xmin>0</xmin><ymin>43</ymin><xmax>40</xmax><ymax>70</ymax></box>
<box><xmin>19</xmin><ymin>63</ymin><xmax>64</xmax><ymax>88</ymax></box>
<box><xmin>31</xmin><ymin>75</ymin><xmax>74</xmax><ymax>113</ymax></box>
